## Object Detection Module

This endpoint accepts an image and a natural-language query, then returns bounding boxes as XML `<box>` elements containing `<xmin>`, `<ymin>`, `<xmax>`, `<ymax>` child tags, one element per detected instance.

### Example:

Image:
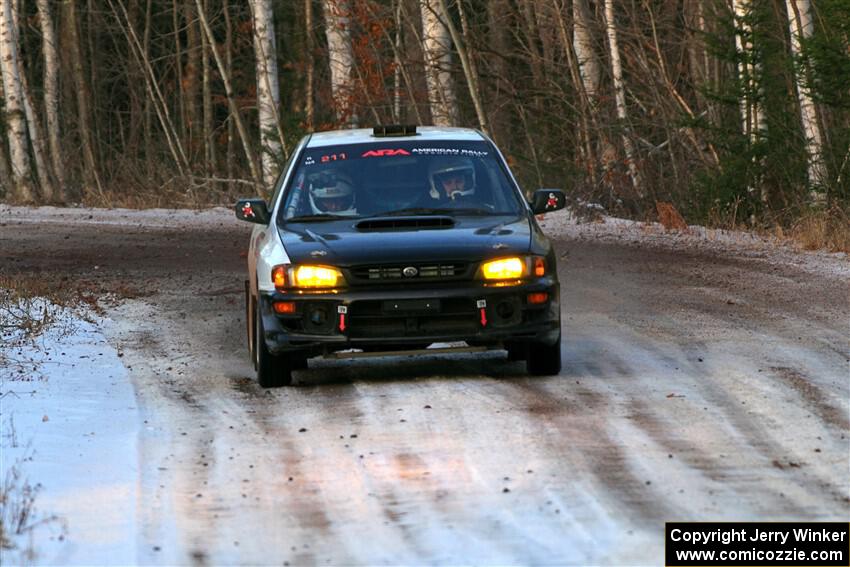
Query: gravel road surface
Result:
<box><xmin>1</xmin><ymin>206</ymin><xmax>847</xmax><ymax>564</ymax></box>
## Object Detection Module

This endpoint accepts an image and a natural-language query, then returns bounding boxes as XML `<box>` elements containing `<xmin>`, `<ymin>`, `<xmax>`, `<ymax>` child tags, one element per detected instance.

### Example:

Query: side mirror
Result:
<box><xmin>235</xmin><ymin>198</ymin><xmax>271</xmax><ymax>224</ymax></box>
<box><xmin>531</xmin><ymin>189</ymin><xmax>566</xmax><ymax>215</ymax></box>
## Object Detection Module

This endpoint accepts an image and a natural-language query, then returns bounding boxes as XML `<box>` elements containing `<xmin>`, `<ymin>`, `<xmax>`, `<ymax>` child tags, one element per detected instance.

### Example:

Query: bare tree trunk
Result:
<box><xmin>323</xmin><ymin>0</ymin><xmax>357</xmax><ymax>127</ymax></box>
<box><xmin>195</xmin><ymin>0</ymin><xmax>263</xmax><ymax>189</ymax></box>
<box><xmin>63</xmin><ymin>0</ymin><xmax>103</xmax><ymax>198</ymax></box>
<box><xmin>392</xmin><ymin>0</ymin><xmax>402</xmax><ymax>122</ymax></box>
<box><xmin>419</xmin><ymin>0</ymin><xmax>458</xmax><ymax>125</ymax></box>
<box><xmin>785</xmin><ymin>0</ymin><xmax>827</xmax><ymax>202</ymax></box>
<box><xmin>0</xmin><ymin>75</ymin><xmax>12</xmax><ymax>194</ymax></box>
<box><xmin>143</xmin><ymin>0</ymin><xmax>153</xmax><ymax>175</ymax></box>
<box><xmin>184</xmin><ymin>0</ymin><xmax>201</xmax><ymax>159</ymax></box>
<box><xmin>252</xmin><ymin>0</ymin><xmax>283</xmax><ymax>188</ymax></box>
<box><xmin>37</xmin><ymin>0</ymin><xmax>66</xmax><ymax>201</ymax></box>
<box><xmin>305</xmin><ymin>0</ymin><xmax>315</xmax><ymax>129</ymax></box>
<box><xmin>0</xmin><ymin>0</ymin><xmax>34</xmax><ymax>202</ymax></box>
<box><xmin>224</xmin><ymin>0</ymin><xmax>235</xmax><ymax>190</ymax></box>
<box><xmin>573</xmin><ymin>0</ymin><xmax>601</xmax><ymax>102</ymax></box>
<box><xmin>437</xmin><ymin>0</ymin><xmax>488</xmax><ymax>134</ymax></box>
<box><xmin>19</xmin><ymin>57</ymin><xmax>55</xmax><ymax>201</ymax></box>
<box><xmin>201</xmin><ymin>0</ymin><xmax>215</xmax><ymax>177</ymax></box>
<box><xmin>108</xmin><ymin>0</ymin><xmax>190</xmax><ymax>176</ymax></box>
<box><xmin>604</xmin><ymin>0</ymin><xmax>644</xmax><ymax>198</ymax></box>
<box><xmin>553</xmin><ymin>0</ymin><xmax>597</xmax><ymax>187</ymax></box>
<box><xmin>173</xmin><ymin>0</ymin><xmax>185</xmax><ymax>142</ymax></box>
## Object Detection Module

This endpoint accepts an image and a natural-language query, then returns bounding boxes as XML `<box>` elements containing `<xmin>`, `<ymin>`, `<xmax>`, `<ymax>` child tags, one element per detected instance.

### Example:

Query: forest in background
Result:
<box><xmin>1</xmin><ymin>0</ymin><xmax>848</xmax><ymax>243</ymax></box>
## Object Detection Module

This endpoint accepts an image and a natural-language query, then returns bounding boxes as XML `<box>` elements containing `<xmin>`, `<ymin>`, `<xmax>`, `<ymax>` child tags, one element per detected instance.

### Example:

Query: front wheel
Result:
<box><xmin>526</xmin><ymin>333</ymin><xmax>562</xmax><ymax>376</ymax></box>
<box><xmin>254</xmin><ymin>296</ymin><xmax>293</xmax><ymax>387</ymax></box>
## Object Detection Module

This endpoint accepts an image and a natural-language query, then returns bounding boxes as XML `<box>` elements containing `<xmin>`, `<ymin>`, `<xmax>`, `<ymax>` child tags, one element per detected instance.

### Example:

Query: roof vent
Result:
<box><xmin>372</xmin><ymin>124</ymin><xmax>418</xmax><ymax>137</ymax></box>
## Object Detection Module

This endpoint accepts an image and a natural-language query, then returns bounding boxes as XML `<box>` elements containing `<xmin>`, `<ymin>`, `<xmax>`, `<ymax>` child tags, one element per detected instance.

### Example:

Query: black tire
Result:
<box><xmin>526</xmin><ymin>333</ymin><xmax>562</xmax><ymax>376</ymax></box>
<box><xmin>254</xmin><ymin>296</ymin><xmax>293</xmax><ymax>387</ymax></box>
<box><xmin>505</xmin><ymin>341</ymin><xmax>527</xmax><ymax>361</ymax></box>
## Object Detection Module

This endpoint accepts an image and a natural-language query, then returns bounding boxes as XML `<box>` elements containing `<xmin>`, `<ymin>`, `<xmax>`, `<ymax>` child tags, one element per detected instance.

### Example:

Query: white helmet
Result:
<box><xmin>308</xmin><ymin>172</ymin><xmax>356</xmax><ymax>215</ymax></box>
<box><xmin>429</xmin><ymin>157</ymin><xmax>476</xmax><ymax>200</ymax></box>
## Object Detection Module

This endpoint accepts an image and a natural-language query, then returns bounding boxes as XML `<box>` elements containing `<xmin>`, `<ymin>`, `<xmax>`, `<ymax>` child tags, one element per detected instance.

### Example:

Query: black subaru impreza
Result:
<box><xmin>236</xmin><ymin>125</ymin><xmax>566</xmax><ymax>387</ymax></box>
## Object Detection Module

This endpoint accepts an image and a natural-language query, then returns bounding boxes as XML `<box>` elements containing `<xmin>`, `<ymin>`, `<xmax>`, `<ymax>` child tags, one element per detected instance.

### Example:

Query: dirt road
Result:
<box><xmin>2</xmin><ymin>207</ymin><xmax>847</xmax><ymax>564</ymax></box>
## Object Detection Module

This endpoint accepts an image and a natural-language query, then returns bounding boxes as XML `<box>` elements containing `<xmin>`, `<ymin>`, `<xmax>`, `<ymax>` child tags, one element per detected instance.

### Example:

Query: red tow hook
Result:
<box><xmin>338</xmin><ymin>305</ymin><xmax>348</xmax><ymax>332</ymax></box>
<box><xmin>477</xmin><ymin>299</ymin><xmax>487</xmax><ymax>327</ymax></box>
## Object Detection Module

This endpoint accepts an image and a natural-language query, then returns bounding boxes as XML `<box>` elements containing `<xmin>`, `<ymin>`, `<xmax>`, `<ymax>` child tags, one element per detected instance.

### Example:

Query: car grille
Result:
<box><xmin>349</xmin><ymin>262</ymin><xmax>469</xmax><ymax>283</ymax></box>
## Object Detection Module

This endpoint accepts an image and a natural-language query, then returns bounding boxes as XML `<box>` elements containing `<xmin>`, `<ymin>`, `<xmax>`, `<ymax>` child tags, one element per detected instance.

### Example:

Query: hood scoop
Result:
<box><xmin>355</xmin><ymin>216</ymin><xmax>455</xmax><ymax>231</ymax></box>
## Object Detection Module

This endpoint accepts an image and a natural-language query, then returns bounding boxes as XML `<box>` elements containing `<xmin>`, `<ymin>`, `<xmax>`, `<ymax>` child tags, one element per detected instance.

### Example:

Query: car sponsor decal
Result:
<box><xmin>411</xmin><ymin>147</ymin><xmax>489</xmax><ymax>157</ymax></box>
<box><xmin>361</xmin><ymin>148</ymin><xmax>412</xmax><ymax>157</ymax></box>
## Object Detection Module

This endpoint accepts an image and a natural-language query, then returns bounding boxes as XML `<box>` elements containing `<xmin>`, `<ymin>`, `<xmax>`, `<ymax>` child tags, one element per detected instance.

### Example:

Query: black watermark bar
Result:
<box><xmin>666</xmin><ymin>522</ymin><xmax>849</xmax><ymax>566</ymax></box>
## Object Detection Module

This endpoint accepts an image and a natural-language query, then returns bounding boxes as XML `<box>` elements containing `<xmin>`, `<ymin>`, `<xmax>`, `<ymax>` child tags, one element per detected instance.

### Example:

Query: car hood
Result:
<box><xmin>278</xmin><ymin>214</ymin><xmax>531</xmax><ymax>266</ymax></box>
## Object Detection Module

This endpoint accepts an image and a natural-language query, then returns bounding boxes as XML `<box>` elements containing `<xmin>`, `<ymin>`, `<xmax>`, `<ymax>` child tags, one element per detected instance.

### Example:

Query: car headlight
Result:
<box><xmin>480</xmin><ymin>257</ymin><xmax>525</xmax><ymax>280</ymax></box>
<box><xmin>272</xmin><ymin>264</ymin><xmax>346</xmax><ymax>290</ymax></box>
<box><xmin>478</xmin><ymin>256</ymin><xmax>546</xmax><ymax>282</ymax></box>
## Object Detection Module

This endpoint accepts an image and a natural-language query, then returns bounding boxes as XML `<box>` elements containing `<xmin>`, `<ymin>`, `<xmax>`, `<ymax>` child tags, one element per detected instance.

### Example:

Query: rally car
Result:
<box><xmin>235</xmin><ymin>125</ymin><xmax>566</xmax><ymax>387</ymax></box>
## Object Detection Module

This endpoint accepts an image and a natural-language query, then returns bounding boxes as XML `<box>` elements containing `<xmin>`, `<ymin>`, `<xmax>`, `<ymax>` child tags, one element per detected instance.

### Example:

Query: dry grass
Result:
<box><xmin>789</xmin><ymin>206</ymin><xmax>850</xmax><ymax>253</ymax></box>
<box><xmin>0</xmin><ymin>455</ymin><xmax>66</xmax><ymax>561</ymax></box>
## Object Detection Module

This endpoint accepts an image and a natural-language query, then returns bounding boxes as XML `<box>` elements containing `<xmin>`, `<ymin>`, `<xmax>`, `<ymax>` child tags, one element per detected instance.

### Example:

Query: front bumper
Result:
<box><xmin>259</xmin><ymin>278</ymin><xmax>560</xmax><ymax>356</ymax></box>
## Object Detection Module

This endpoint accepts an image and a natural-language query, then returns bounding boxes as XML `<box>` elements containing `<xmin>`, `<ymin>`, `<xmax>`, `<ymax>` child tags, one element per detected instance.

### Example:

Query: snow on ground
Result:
<box><xmin>0</xmin><ymin>304</ymin><xmax>138</xmax><ymax>565</ymax></box>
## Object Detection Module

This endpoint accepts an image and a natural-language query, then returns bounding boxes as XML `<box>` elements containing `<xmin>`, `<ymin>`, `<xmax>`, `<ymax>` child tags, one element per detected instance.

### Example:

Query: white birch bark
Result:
<box><xmin>0</xmin><ymin>0</ymin><xmax>34</xmax><ymax>201</ymax></box>
<box><xmin>251</xmin><ymin>0</ymin><xmax>283</xmax><ymax>188</ymax></box>
<box><xmin>420</xmin><ymin>0</ymin><xmax>458</xmax><ymax>126</ymax></box>
<box><xmin>322</xmin><ymin>0</ymin><xmax>357</xmax><ymax>127</ymax></box>
<box><xmin>604</xmin><ymin>0</ymin><xmax>643</xmax><ymax>197</ymax></box>
<box><xmin>573</xmin><ymin>0</ymin><xmax>601</xmax><ymax>102</ymax></box>
<box><xmin>37</xmin><ymin>0</ymin><xmax>65</xmax><ymax>200</ymax></box>
<box><xmin>785</xmin><ymin>0</ymin><xmax>827</xmax><ymax>200</ymax></box>
<box><xmin>19</xmin><ymin>57</ymin><xmax>55</xmax><ymax>201</ymax></box>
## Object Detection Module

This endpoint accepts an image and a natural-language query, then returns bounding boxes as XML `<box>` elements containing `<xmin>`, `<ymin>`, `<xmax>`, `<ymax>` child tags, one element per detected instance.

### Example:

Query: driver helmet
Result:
<box><xmin>308</xmin><ymin>172</ymin><xmax>356</xmax><ymax>215</ymax></box>
<box><xmin>429</xmin><ymin>157</ymin><xmax>476</xmax><ymax>200</ymax></box>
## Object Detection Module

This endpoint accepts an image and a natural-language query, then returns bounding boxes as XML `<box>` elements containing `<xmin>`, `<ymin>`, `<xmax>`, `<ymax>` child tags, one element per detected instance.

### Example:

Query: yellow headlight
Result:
<box><xmin>291</xmin><ymin>265</ymin><xmax>344</xmax><ymax>288</ymax></box>
<box><xmin>480</xmin><ymin>257</ymin><xmax>525</xmax><ymax>280</ymax></box>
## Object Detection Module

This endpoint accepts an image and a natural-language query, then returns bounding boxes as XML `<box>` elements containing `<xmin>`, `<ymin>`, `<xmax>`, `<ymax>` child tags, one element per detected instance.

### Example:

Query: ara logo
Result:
<box><xmin>361</xmin><ymin>148</ymin><xmax>411</xmax><ymax>157</ymax></box>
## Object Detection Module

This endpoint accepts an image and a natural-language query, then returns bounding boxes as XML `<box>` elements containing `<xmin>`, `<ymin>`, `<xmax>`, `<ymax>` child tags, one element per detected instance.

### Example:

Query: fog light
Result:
<box><xmin>496</xmin><ymin>301</ymin><xmax>515</xmax><ymax>319</ymax></box>
<box><xmin>527</xmin><ymin>292</ymin><xmax>548</xmax><ymax>305</ymax></box>
<box><xmin>309</xmin><ymin>308</ymin><xmax>327</xmax><ymax>325</ymax></box>
<box><xmin>273</xmin><ymin>301</ymin><xmax>297</xmax><ymax>314</ymax></box>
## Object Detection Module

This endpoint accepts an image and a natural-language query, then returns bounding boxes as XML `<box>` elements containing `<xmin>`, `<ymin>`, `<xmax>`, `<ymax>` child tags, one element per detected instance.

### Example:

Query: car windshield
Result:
<box><xmin>279</xmin><ymin>140</ymin><xmax>524</xmax><ymax>221</ymax></box>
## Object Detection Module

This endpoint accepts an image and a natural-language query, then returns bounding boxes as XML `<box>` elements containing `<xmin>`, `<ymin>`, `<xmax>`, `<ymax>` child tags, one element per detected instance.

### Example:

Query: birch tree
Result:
<box><xmin>323</xmin><ymin>0</ymin><xmax>357</xmax><ymax>127</ymax></box>
<box><xmin>252</xmin><ymin>0</ymin><xmax>283</xmax><ymax>188</ymax></box>
<box><xmin>573</xmin><ymin>0</ymin><xmax>601</xmax><ymax>103</ymax></box>
<box><xmin>604</xmin><ymin>0</ymin><xmax>643</xmax><ymax>197</ymax></box>
<box><xmin>0</xmin><ymin>0</ymin><xmax>34</xmax><ymax>202</ymax></box>
<box><xmin>785</xmin><ymin>0</ymin><xmax>828</xmax><ymax>202</ymax></box>
<box><xmin>420</xmin><ymin>0</ymin><xmax>458</xmax><ymax>126</ymax></box>
<box><xmin>37</xmin><ymin>0</ymin><xmax>65</xmax><ymax>200</ymax></box>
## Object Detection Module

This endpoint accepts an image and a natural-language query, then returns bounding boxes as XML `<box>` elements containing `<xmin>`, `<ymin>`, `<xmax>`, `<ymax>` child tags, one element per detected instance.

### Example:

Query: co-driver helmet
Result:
<box><xmin>308</xmin><ymin>172</ymin><xmax>356</xmax><ymax>215</ymax></box>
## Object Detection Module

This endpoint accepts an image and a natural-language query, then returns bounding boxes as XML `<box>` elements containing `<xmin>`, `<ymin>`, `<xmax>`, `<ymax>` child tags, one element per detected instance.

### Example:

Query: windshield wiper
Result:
<box><xmin>286</xmin><ymin>213</ymin><xmax>352</xmax><ymax>222</ymax></box>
